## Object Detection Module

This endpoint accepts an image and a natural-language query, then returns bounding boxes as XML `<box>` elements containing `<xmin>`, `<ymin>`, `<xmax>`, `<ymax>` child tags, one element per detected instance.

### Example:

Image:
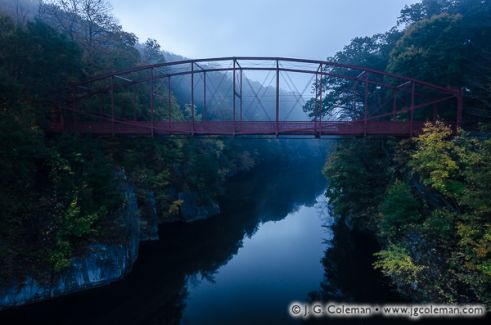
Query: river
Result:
<box><xmin>1</xmin><ymin>155</ymin><xmax>409</xmax><ymax>325</ymax></box>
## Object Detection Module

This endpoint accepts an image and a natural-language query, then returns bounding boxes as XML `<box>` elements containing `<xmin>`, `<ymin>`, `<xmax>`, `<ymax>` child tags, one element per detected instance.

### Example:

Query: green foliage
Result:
<box><xmin>0</xmin><ymin>16</ymin><xmax>83</xmax><ymax>107</ymax></box>
<box><xmin>115</xmin><ymin>138</ymin><xmax>181</xmax><ymax>221</ymax></box>
<box><xmin>421</xmin><ymin>208</ymin><xmax>456</xmax><ymax>242</ymax></box>
<box><xmin>323</xmin><ymin>140</ymin><xmax>392</xmax><ymax>230</ymax></box>
<box><xmin>0</xmin><ymin>4</ymin><xmax>265</xmax><ymax>281</ymax></box>
<box><xmin>142</xmin><ymin>38</ymin><xmax>166</xmax><ymax>64</ymax></box>
<box><xmin>0</xmin><ymin>16</ymin><xmax>122</xmax><ymax>276</ymax></box>
<box><xmin>398</xmin><ymin>0</ymin><xmax>448</xmax><ymax>25</ymax></box>
<box><xmin>63</xmin><ymin>196</ymin><xmax>100</xmax><ymax>238</ymax></box>
<box><xmin>321</xmin><ymin>0</ymin><xmax>491</xmax><ymax>308</ymax></box>
<box><xmin>320</xmin><ymin>3</ymin><xmax>491</xmax><ymax>302</ymax></box>
<box><xmin>0</xmin><ymin>112</ymin><xmax>121</xmax><ymax>276</ymax></box>
<box><xmin>452</xmin><ymin>136</ymin><xmax>491</xmax><ymax>215</ymax></box>
<box><xmin>48</xmin><ymin>195</ymin><xmax>106</xmax><ymax>272</ymax></box>
<box><xmin>379</xmin><ymin>180</ymin><xmax>422</xmax><ymax>237</ymax></box>
<box><xmin>395</xmin><ymin>0</ymin><xmax>491</xmax><ymax>112</ymax></box>
<box><xmin>374</xmin><ymin>244</ymin><xmax>426</xmax><ymax>283</ymax></box>
<box><xmin>303</xmin><ymin>29</ymin><xmax>402</xmax><ymax>120</ymax></box>
<box><xmin>408</xmin><ymin>123</ymin><xmax>491</xmax><ymax>304</ymax></box>
<box><xmin>410</xmin><ymin>122</ymin><xmax>491</xmax><ymax>216</ymax></box>
<box><xmin>49</xmin><ymin>239</ymin><xmax>72</xmax><ymax>273</ymax></box>
<box><xmin>389</xmin><ymin>14</ymin><xmax>467</xmax><ymax>87</ymax></box>
<box><xmin>410</xmin><ymin>121</ymin><xmax>459</xmax><ymax>194</ymax></box>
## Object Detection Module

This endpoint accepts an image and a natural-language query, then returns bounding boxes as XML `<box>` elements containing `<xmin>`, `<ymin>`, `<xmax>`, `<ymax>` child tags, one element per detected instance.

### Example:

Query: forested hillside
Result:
<box><xmin>2</xmin><ymin>0</ymin><xmax>490</xmax><ymax>312</ymax></box>
<box><xmin>317</xmin><ymin>0</ymin><xmax>491</xmax><ymax>306</ymax></box>
<box><xmin>0</xmin><ymin>0</ymin><xmax>318</xmax><ymax>282</ymax></box>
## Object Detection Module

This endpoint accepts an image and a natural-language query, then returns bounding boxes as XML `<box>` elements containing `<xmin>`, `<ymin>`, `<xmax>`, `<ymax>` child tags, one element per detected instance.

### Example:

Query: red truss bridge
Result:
<box><xmin>52</xmin><ymin>57</ymin><xmax>463</xmax><ymax>137</ymax></box>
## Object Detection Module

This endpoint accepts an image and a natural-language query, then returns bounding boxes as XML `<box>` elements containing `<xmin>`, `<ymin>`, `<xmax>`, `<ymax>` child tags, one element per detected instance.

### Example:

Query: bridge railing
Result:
<box><xmin>55</xmin><ymin>57</ymin><xmax>463</xmax><ymax>137</ymax></box>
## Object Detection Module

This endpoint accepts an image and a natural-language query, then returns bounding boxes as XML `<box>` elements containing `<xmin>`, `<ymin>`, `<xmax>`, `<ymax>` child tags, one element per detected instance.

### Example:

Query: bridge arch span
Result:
<box><xmin>55</xmin><ymin>57</ymin><xmax>463</xmax><ymax>137</ymax></box>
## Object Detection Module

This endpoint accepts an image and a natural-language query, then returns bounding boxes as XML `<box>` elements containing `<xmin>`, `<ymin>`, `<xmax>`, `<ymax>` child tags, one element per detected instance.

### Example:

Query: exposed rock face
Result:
<box><xmin>178</xmin><ymin>192</ymin><xmax>220</xmax><ymax>223</ymax></box>
<box><xmin>0</xmin><ymin>180</ymin><xmax>222</xmax><ymax>310</ymax></box>
<box><xmin>0</xmin><ymin>244</ymin><xmax>134</xmax><ymax>309</ymax></box>
<box><xmin>0</xmin><ymin>172</ymin><xmax>141</xmax><ymax>311</ymax></box>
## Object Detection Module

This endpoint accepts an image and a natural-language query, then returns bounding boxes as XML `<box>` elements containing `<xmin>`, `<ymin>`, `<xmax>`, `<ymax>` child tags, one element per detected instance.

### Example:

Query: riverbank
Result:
<box><xmin>323</xmin><ymin>124</ymin><xmax>491</xmax><ymax>309</ymax></box>
<box><xmin>0</xmin><ymin>140</ymin><xmax>329</xmax><ymax>313</ymax></box>
<box><xmin>0</xmin><ymin>157</ymin><xmax>338</xmax><ymax>324</ymax></box>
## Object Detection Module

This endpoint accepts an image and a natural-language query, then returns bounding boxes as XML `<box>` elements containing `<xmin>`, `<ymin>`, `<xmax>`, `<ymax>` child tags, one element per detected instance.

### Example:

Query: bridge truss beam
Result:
<box><xmin>56</xmin><ymin>57</ymin><xmax>463</xmax><ymax>138</ymax></box>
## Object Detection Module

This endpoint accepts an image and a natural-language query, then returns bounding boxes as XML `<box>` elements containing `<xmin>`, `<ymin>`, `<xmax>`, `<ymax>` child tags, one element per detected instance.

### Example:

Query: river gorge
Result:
<box><xmin>0</xmin><ymin>152</ymin><xmax>412</xmax><ymax>325</ymax></box>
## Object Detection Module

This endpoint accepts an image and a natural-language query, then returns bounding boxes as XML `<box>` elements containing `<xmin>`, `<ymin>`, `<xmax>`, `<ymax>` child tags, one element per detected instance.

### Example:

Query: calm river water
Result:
<box><xmin>2</xmin><ymin>155</ymin><xmax>465</xmax><ymax>325</ymax></box>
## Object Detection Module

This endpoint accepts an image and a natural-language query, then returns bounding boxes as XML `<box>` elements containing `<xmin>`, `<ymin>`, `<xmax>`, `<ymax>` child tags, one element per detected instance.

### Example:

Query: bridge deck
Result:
<box><xmin>55</xmin><ymin>120</ymin><xmax>427</xmax><ymax>137</ymax></box>
<box><xmin>61</xmin><ymin>58</ymin><xmax>462</xmax><ymax>138</ymax></box>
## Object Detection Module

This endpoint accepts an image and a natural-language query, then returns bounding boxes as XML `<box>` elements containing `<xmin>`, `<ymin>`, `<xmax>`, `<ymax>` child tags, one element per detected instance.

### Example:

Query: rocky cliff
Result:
<box><xmin>0</xmin><ymin>172</ymin><xmax>141</xmax><ymax>310</ymax></box>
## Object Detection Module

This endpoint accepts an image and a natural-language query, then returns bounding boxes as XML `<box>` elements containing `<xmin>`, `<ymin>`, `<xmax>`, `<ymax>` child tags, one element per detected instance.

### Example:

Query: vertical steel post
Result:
<box><xmin>203</xmin><ymin>71</ymin><xmax>207</xmax><ymax>121</ymax></box>
<box><xmin>319</xmin><ymin>63</ymin><xmax>323</xmax><ymax>136</ymax></box>
<box><xmin>456</xmin><ymin>88</ymin><xmax>463</xmax><ymax>132</ymax></box>
<box><xmin>409</xmin><ymin>81</ymin><xmax>415</xmax><ymax>136</ymax></box>
<box><xmin>364</xmin><ymin>74</ymin><xmax>368</xmax><ymax>136</ymax></box>
<box><xmin>191</xmin><ymin>62</ymin><xmax>195</xmax><ymax>135</ymax></box>
<box><xmin>240</xmin><ymin>68</ymin><xmax>243</xmax><ymax>126</ymax></box>
<box><xmin>150</xmin><ymin>67</ymin><xmax>155</xmax><ymax>137</ymax></box>
<box><xmin>111</xmin><ymin>75</ymin><xmax>115</xmax><ymax>136</ymax></box>
<box><xmin>168</xmin><ymin>76</ymin><xmax>171</xmax><ymax>123</ymax></box>
<box><xmin>315</xmin><ymin>72</ymin><xmax>319</xmax><ymax>134</ymax></box>
<box><xmin>233</xmin><ymin>59</ymin><xmax>236</xmax><ymax>134</ymax></box>
<box><xmin>392</xmin><ymin>90</ymin><xmax>397</xmax><ymax>118</ymax></box>
<box><xmin>276</xmin><ymin>59</ymin><xmax>280</xmax><ymax>136</ymax></box>
<box><xmin>352</xmin><ymin>80</ymin><xmax>357</xmax><ymax>121</ymax></box>
<box><xmin>133</xmin><ymin>92</ymin><xmax>137</xmax><ymax>120</ymax></box>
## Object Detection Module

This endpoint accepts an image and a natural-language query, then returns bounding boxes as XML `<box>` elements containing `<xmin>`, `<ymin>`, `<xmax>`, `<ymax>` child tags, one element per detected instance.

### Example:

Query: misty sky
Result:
<box><xmin>112</xmin><ymin>0</ymin><xmax>419</xmax><ymax>60</ymax></box>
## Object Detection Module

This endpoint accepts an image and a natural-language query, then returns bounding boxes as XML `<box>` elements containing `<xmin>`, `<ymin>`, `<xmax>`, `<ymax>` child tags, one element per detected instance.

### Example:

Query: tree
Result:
<box><xmin>398</xmin><ymin>0</ymin><xmax>456</xmax><ymax>25</ymax></box>
<box><xmin>407</xmin><ymin>121</ymin><xmax>491</xmax><ymax>305</ymax></box>
<box><xmin>379</xmin><ymin>180</ymin><xmax>423</xmax><ymax>237</ymax></box>
<box><xmin>142</xmin><ymin>38</ymin><xmax>165</xmax><ymax>64</ymax></box>
<box><xmin>374</xmin><ymin>244</ymin><xmax>426</xmax><ymax>284</ymax></box>
<box><xmin>320</xmin><ymin>0</ymin><xmax>491</xmax><ymax>307</ymax></box>
<box><xmin>323</xmin><ymin>140</ymin><xmax>392</xmax><ymax>230</ymax></box>
<box><xmin>303</xmin><ymin>29</ymin><xmax>402</xmax><ymax>121</ymax></box>
<box><xmin>395</xmin><ymin>1</ymin><xmax>491</xmax><ymax>113</ymax></box>
<box><xmin>409</xmin><ymin>121</ymin><xmax>459</xmax><ymax>195</ymax></box>
<box><xmin>0</xmin><ymin>14</ymin><xmax>123</xmax><ymax>278</ymax></box>
<box><xmin>39</xmin><ymin>0</ymin><xmax>134</xmax><ymax>72</ymax></box>
<box><xmin>389</xmin><ymin>14</ymin><xmax>467</xmax><ymax>87</ymax></box>
<box><xmin>40</xmin><ymin>0</ymin><xmax>117</xmax><ymax>47</ymax></box>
